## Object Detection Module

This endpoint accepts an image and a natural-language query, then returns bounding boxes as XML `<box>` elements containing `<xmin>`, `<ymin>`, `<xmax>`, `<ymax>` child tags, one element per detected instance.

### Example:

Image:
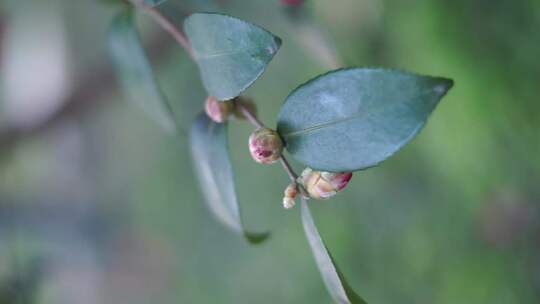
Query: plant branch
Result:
<box><xmin>281</xmin><ymin>155</ymin><xmax>309</xmax><ymax>198</ymax></box>
<box><xmin>132</xmin><ymin>3</ymin><xmax>309</xmax><ymax>200</ymax></box>
<box><xmin>131</xmin><ymin>0</ymin><xmax>195</xmax><ymax>59</ymax></box>
<box><xmin>236</xmin><ymin>101</ymin><xmax>307</xmax><ymax>197</ymax></box>
<box><xmin>236</xmin><ymin>102</ymin><xmax>296</xmax><ymax>178</ymax></box>
<box><xmin>279</xmin><ymin>157</ymin><xmax>297</xmax><ymax>181</ymax></box>
<box><xmin>236</xmin><ymin>101</ymin><xmax>264</xmax><ymax>128</ymax></box>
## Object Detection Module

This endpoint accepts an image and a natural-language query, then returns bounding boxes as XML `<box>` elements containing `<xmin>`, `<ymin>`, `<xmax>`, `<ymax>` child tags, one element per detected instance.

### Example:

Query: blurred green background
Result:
<box><xmin>0</xmin><ymin>0</ymin><xmax>539</xmax><ymax>303</ymax></box>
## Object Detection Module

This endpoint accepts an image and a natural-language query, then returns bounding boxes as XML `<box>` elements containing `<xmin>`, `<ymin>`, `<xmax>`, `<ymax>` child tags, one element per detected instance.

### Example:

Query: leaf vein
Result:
<box><xmin>195</xmin><ymin>46</ymin><xmax>263</xmax><ymax>59</ymax></box>
<box><xmin>282</xmin><ymin>88</ymin><xmax>436</xmax><ymax>139</ymax></box>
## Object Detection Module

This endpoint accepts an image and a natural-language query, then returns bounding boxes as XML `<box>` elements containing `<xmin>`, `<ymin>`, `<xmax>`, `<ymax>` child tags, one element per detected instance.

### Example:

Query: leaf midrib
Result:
<box><xmin>281</xmin><ymin>88</ymin><xmax>435</xmax><ymax>139</ymax></box>
<box><xmin>195</xmin><ymin>46</ymin><xmax>257</xmax><ymax>59</ymax></box>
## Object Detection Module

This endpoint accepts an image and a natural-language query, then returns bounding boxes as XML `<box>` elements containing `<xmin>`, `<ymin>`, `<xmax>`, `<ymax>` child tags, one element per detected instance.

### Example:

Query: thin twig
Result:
<box><xmin>236</xmin><ymin>103</ymin><xmax>298</xmax><ymax>181</ymax></box>
<box><xmin>279</xmin><ymin>157</ymin><xmax>297</xmax><ymax>181</ymax></box>
<box><xmin>236</xmin><ymin>101</ymin><xmax>264</xmax><ymax>128</ymax></box>
<box><xmin>281</xmin><ymin>156</ymin><xmax>309</xmax><ymax>198</ymax></box>
<box><xmin>236</xmin><ymin>102</ymin><xmax>307</xmax><ymax>196</ymax></box>
<box><xmin>132</xmin><ymin>2</ymin><xmax>309</xmax><ymax>200</ymax></box>
<box><xmin>131</xmin><ymin>0</ymin><xmax>195</xmax><ymax>59</ymax></box>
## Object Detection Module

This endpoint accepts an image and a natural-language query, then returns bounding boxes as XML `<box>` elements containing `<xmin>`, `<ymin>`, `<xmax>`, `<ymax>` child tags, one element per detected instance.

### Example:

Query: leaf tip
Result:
<box><xmin>245</xmin><ymin>231</ymin><xmax>271</xmax><ymax>245</ymax></box>
<box><xmin>433</xmin><ymin>77</ymin><xmax>454</xmax><ymax>97</ymax></box>
<box><xmin>274</xmin><ymin>35</ymin><xmax>283</xmax><ymax>48</ymax></box>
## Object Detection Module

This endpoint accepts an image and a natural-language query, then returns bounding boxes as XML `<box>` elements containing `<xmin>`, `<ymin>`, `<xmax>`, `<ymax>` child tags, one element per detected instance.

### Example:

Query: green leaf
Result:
<box><xmin>190</xmin><ymin>113</ymin><xmax>270</xmax><ymax>244</ymax></box>
<box><xmin>277</xmin><ymin>68</ymin><xmax>453</xmax><ymax>172</ymax></box>
<box><xmin>184</xmin><ymin>13</ymin><xmax>282</xmax><ymax>100</ymax></box>
<box><xmin>301</xmin><ymin>199</ymin><xmax>367</xmax><ymax>304</ymax></box>
<box><xmin>143</xmin><ymin>0</ymin><xmax>168</xmax><ymax>6</ymax></box>
<box><xmin>109</xmin><ymin>8</ymin><xmax>176</xmax><ymax>132</ymax></box>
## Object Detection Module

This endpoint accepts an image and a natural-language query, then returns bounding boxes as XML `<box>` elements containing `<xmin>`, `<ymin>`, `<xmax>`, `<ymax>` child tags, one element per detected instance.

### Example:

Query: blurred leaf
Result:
<box><xmin>277</xmin><ymin>68</ymin><xmax>453</xmax><ymax>172</ymax></box>
<box><xmin>190</xmin><ymin>113</ymin><xmax>269</xmax><ymax>244</ymax></box>
<box><xmin>301</xmin><ymin>199</ymin><xmax>367</xmax><ymax>304</ymax></box>
<box><xmin>108</xmin><ymin>8</ymin><xmax>176</xmax><ymax>132</ymax></box>
<box><xmin>184</xmin><ymin>13</ymin><xmax>281</xmax><ymax>100</ymax></box>
<box><xmin>143</xmin><ymin>0</ymin><xmax>168</xmax><ymax>6</ymax></box>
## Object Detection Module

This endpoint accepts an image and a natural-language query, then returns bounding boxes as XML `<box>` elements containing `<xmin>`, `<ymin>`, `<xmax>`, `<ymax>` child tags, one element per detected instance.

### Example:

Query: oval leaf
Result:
<box><xmin>277</xmin><ymin>68</ymin><xmax>453</xmax><ymax>172</ymax></box>
<box><xmin>109</xmin><ymin>8</ymin><xmax>176</xmax><ymax>132</ymax></box>
<box><xmin>184</xmin><ymin>13</ymin><xmax>281</xmax><ymax>100</ymax></box>
<box><xmin>190</xmin><ymin>113</ymin><xmax>269</xmax><ymax>244</ymax></box>
<box><xmin>301</xmin><ymin>199</ymin><xmax>367</xmax><ymax>304</ymax></box>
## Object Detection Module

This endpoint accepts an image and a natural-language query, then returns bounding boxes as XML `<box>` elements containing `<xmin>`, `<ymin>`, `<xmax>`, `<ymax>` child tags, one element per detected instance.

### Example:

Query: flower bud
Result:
<box><xmin>282</xmin><ymin>183</ymin><xmax>297</xmax><ymax>209</ymax></box>
<box><xmin>232</xmin><ymin>96</ymin><xmax>257</xmax><ymax>120</ymax></box>
<box><xmin>299</xmin><ymin>168</ymin><xmax>352</xmax><ymax>200</ymax></box>
<box><xmin>283</xmin><ymin>197</ymin><xmax>295</xmax><ymax>209</ymax></box>
<box><xmin>248</xmin><ymin>127</ymin><xmax>283</xmax><ymax>164</ymax></box>
<box><xmin>205</xmin><ymin>96</ymin><xmax>234</xmax><ymax>123</ymax></box>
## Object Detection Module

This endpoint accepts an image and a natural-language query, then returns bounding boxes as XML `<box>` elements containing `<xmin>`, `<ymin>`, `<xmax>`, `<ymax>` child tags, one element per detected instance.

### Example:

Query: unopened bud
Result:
<box><xmin>205</xmin><ymin>96</ymin><xmax>234</xmax><ymax>123</ymax></box>
<box><xmin>232</xmin><ymin>96</ymin><xmax>257</xmax><ymax>120</ymax></box>
<box><xmin>283</xmin><ymin>197</ymin><xmax>295</xmax><ymax>209</ymax></box>
<box><xmin>299</xmin><ymin>168</ymin><xmax>352</xmax><ymax>200</ymax></box>
<box><xmin>282</xmin><ymin>183</ymin><xmax>297</xmax><ymax>209</ymax></box>
<box><xmin>248</xmin><ymin>127</ymin><xmax>283</xmax><ymax>164</ymax></box>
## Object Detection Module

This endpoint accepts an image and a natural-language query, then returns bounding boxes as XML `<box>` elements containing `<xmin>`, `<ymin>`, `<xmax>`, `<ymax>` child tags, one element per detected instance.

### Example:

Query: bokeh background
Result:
<box><xmin>1</xmin><ymin>0</ymin><xmax>539</xmax><ymax>303</ymax></box>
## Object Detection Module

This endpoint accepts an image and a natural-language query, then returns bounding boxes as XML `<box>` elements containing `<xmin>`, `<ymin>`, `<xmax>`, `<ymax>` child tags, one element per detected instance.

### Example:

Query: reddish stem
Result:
<box><xmin>134</xmin><ymin>1</ymin><xmax>308</xmax><ymax>198</ymax></box>
<box><xmin>131</xmin><ymin>0</ymin><xmax>195</xmax><ymax>59</ymax></box>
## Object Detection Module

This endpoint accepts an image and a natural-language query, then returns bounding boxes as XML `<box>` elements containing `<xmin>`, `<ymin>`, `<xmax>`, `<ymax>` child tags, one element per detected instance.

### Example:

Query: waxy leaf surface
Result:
<box><xmin>190</xmin><ymin>113</ymin><xmax>269</xmax><ymax>244</ymax></box>
<box><xmin>301</xmin><ymin>200</ymin><xmax>367</xmax><ymax>304</ymax></box>
<box><xmin>277</xmin><ymin>68</ymin><xmax>453</xmax><ymax>172</ymax></box>
<box><xmin>184</xmin><ymin>13</ymin><xmax>281</xmax><ymax>100</ymax></box>
<box><xmin>109</xmin><ymin>9</ymin><xmax>176</xmax><ymax>132</ymax></box>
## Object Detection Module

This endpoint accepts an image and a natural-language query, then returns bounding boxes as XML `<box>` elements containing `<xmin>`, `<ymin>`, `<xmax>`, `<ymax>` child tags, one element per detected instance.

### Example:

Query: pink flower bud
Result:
<box><xmin>283</xmin><ymin>197</ymin><xmax>295</xmax><ymax>209</ymax></box>
<box><xmin>299</xmin><ymin>168</ymin><xmax>352</xmax><ymax>200</ymax></box>
<box><xmin>282</xmin><ymin>183</ymin><xmax>297</xmax><ymax>209</ymax></box>
<box><xmin>205</xmin><ymin>96</ymin><xmax>233</xmax><ymax>123</ymax></box>
<box><xmin>248</xmin><ymin>127</ymin><xmax>283</xmax><ymax>164</ymax></box>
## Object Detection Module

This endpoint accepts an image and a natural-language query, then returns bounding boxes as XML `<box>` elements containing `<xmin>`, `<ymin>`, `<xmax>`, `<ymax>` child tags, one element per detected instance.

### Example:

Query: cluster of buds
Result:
<box><xmin>248</xmin><ymin>127</ymin><xmax>284</xmax><ymax>164</ymax></box>
<box><xmin>281</xmin><ymin>168</ymin><xmax>353</xmax><ymax>209</ymax></box>
<box><xmin>206</xmin><ymin>95</ymin><xmax>353</xmax><ymax>205</ymax></box>
<box><xmin>204</xmin><ymin>96</ymin><xmax>258</xmax><ymax>123</ymax></box>
<box><xmin>282</xmin><ymin>183</ymin><xmax>298</xmax><ymax>209</ymax></box>
<box><xmin>299</xmin><ymin>168</ymin><xmax>352</xmax><ymax>200</ymax></box>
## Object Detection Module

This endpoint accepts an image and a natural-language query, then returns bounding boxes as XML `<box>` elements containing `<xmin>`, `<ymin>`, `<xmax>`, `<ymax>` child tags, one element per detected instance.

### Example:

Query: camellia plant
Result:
<box><xmin>108</xmin><ymin>1</ymin><xmax>454</xmax><ymax>303</ymax></box>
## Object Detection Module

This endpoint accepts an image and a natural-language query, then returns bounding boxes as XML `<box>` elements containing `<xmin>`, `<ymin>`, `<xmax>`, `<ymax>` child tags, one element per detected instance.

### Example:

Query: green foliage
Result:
<box><xmin>6</xmin><ymin>0</ymin><xmax>538</xmax><ymax>303</ymax></box>
<box><xmin>107</xmin><ymin>7</ymin><xmax>456</xmax><ymax>303</ymax></box>
<box><xmin>190</xmin><ymin>113</ymin><xmax>270</xmax><ymax>244</ymax></box>
<box><xmin>108</xmin><ymin>8</ymin><xmax>177</xmax><ymax>132</ymax></box>
<box><xmin>277</xmin><ymin>68</ymin><xmax>453</xmax><ymax>172</ymax></box>
<box><xmin>184</xmin><ymin>13</ymin><xmax>282</xmax><ymax>100</ymax></box>
<box><xmin>301</xmin><ymin>200</ymin><xmax>367</xmax><ymax>304</ymax></box>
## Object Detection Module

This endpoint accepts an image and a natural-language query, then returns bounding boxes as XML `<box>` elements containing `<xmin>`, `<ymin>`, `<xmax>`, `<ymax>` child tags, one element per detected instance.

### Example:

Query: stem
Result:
<box><xmin>131</xmin><ymin>0</ymin><xmax>195</xmax><ymax>59</ymax></box>
<box><xmin>132</xmin><ymin>2</ymin><xmax>309</xmax><ymax>201</ymax></box>
<box><xmin>236</xmin><ymin>100</ymin><xmax>264</xmax><ymax>128</ymax></box>
<box><xmin>279</xmin><ymin>157</ymin><xmax>297</xmax><ymax>181</ymax></box>
<box><xmin>236</xmin><ymin>102</ymin><xmax>307</xmax><ymax>197</ymax></box>
<box><xmin>281</xmin><ymin>156</ymin><xmax>309</xmax><ymax>198</ymax></box>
